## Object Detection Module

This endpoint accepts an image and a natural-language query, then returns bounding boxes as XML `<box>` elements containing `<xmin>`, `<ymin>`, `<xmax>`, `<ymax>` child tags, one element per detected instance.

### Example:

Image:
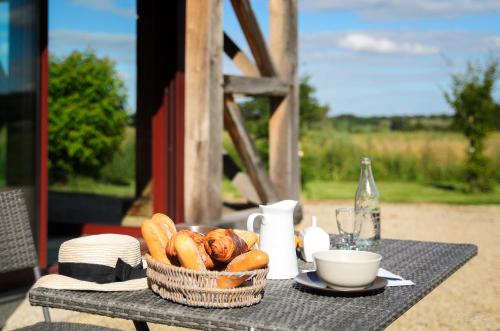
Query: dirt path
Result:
<box><xmin>5</xmin><ymin>201</ymin><xmax>500</xmax><ymax>330</ymax></box>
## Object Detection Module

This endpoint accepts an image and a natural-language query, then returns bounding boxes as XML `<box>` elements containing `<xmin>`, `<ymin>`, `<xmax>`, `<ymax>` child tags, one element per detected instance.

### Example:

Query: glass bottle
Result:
<box><xmin>354</xmin><ymin>157</ymin><xmax>381</xmax><ymax>247</ymax></box>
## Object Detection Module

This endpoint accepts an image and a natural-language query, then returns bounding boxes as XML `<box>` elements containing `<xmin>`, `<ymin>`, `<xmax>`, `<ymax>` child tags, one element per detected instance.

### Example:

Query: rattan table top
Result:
<box><xmin>29</xmin><ymin>239</ymin><xmax>477</xmax><ymax>331</ymax></box>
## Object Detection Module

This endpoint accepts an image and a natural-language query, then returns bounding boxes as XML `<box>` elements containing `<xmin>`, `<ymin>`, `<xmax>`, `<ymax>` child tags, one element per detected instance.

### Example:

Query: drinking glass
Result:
<box><xmin>335</xmin><ymin>208</ymin><xmax>365</xmax><ymax>250</ymax></box>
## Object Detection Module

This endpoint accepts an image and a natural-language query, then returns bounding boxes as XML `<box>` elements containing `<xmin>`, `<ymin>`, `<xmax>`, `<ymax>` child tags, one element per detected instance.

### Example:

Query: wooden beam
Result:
<box><xmin>269</xmin><ymin>0</ymin><xmax>300</xmax><ymax>200</ymax></box>
<box><xmin>223</xmin><ymin>32</ymin><xmax>259</xmax><ymax>77</ymax></box>
<box><xmin>185</xmin><ymin>0</ymin><xmax>223</xmax><ymax>224</ymax></box>
<box><xmin>223</xmin><ymin>75</ymin><xmax>288</xmax><ymax>97</ymax></box>
<box><xmin>223</xmin><ymin>152</ymin><xmax>261</xmax><ymax>204</ymax></box>
<box><xmin>230</xmin><ymin>0</ymin><xmax>277</xmax><ymax>77</ymax></box>
<box><xmin>224</xmin><ymin>95</ymin><xmax>279</xmax><ymax>203</ymax></box>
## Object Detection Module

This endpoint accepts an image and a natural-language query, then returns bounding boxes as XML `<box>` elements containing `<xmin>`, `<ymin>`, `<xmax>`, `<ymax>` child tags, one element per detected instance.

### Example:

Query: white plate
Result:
<box><xmin>295</xmin><ymin>271</ymin><xmax>387</xmax><ymax>294</ymax></box>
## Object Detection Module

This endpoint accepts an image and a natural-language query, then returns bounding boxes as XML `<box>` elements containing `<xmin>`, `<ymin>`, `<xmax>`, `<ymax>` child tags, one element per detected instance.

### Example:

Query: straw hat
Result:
<box><xmin>34</xmin><ymin>234</ymin><xmax>148</xmax><ymax>291</ymax></box>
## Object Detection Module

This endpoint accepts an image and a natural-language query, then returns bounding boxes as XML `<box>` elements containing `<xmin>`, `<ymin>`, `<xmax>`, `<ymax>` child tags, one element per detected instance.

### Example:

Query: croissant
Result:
<box><xmin>204</xmin><ymin>229</ymin><xmax>249</xmax><ymax>263</ymax></box>
<box><xmin>166</xmin><ymin>230</ymin><xmax>214</xmax><ymax>269</ymax></box>
<box><xmin>233</xmin><ymin>229</ymin><xmax>259</xmax><ymax>249</ymax></box>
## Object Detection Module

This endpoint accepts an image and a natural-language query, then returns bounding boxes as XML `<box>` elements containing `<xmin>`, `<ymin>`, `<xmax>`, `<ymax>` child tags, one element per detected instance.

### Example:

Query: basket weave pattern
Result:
<box><xmin>145</xmin><ymin>254</ymin><xmax>268</xmax><ymax>308</ymax></box>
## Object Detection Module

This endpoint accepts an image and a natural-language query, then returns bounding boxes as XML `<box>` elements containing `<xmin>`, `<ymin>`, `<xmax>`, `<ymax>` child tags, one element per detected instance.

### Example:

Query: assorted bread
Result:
<box><xmin>141</xmin><ymin>213</ymin><xmax>268</xmax><ymax>288</ymax></box>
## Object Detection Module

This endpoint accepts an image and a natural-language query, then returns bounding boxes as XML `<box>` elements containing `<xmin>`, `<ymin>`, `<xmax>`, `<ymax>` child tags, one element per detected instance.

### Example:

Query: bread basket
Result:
<box><xmin>145</xmin><ymin>254</ymin><xmax>268</xmax><ymax>308</ymax></box>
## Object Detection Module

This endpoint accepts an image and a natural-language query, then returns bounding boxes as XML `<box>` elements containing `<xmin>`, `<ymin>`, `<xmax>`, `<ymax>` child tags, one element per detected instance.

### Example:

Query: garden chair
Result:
<box><xmin>0</xmin><ymin>189</ymin><xmax>119</xmax><ymax>330</ymax></box>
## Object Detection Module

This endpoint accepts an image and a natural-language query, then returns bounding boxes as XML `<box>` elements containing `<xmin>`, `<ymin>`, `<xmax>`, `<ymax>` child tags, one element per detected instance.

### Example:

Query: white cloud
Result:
<box><xmin>297</xmin><ymin>29</ymin><xmax>500</xmax><ymax>115</ymax></box>
<box><xmin>301</xmin><ymin>30</ymin><xmax>500</xmax><ymax>62</ymax></box>
<box><xmin>50</xmin><ymin>30</ymin><xmax>135</xmax><ymax>54</ymax></box>
<box><xmin>338</xmin><ymin>33</ymin><xmax>438</xmax><ymax>55</ymax></box>
<box><xmin>299</xmin><ymin>0</ymin><xmax>500</xmax><ymax>20</ymax></box>
<box><xmin>50</xmin><ymin>30</ymin><xmax>134</xmax><ymax>45</ymax></box>
<box><xmin>488</xmin><ymin>36</ymin><xmax>500</xmax><ymax>48</ymax></box>
<box><xmin>72</xmin><ymin>0</ymin><xmax>135</xmax><ymax>18</ymax></box>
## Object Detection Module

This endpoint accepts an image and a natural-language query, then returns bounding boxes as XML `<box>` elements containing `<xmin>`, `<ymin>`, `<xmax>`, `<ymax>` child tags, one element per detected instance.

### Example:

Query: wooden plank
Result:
<box><xmin>223</xmin><ymin>75</ymin><xmax>288</xmax><ymax>97</ymax></box>
<box><xmin>223</xmin><ymin>32</ymin><xmax>259</xmax><ymax>77</ymax></box>
<box><xmin>269</xmin><ymin>0</ymin><xmax>300</xmax><ymax>201</ymax></box>
<box><xmin>230</xmin><ymin>0</ymin><xmax>277</xmax><ymax>77</ymax></box>
<box><xmin>224</xmin><ymin>95</ymin><xmax>279</xmax><ymax>203</ymax></box>
<box><xmin>185</xmin><ymin>0</ymin><xmax>223</xmax><ymax>224</ymax></box>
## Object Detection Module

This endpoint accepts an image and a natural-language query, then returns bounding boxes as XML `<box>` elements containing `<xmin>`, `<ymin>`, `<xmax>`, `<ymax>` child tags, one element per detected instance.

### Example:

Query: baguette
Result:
<box><xmin>174</xmin><ymin>233</ymin><xmax>207</xmax><ymax>271</ymax></box>
<box><xmin>141</xmin><ymin>218</ymin><xmax>171</xmax><ymax>265</ymax></box>
<box><xmin>233</xmin><ymin>230</ymin><xmax>259</xmax><ymax>249</ymax></box>
<box><xmin>216</xmin><ymin>249</ymin><xmax>269</xmax><ymax>288</ymax></box>
<box><xmin>151</xmin><ymin>213</ymin><xmax>176</xmax><ymax>240</ymax></box>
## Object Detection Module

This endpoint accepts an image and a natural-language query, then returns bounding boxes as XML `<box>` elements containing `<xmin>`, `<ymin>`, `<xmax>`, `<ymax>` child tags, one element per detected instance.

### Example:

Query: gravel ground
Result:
<box><xmin>4</xmin><ymin>201</ymin><xmax>499</xmax><ymax>330</ymax></box>
<box><xmin>299</xmin><ymin>200</ymin><xmax>500</xmax><ymax>331</ymax></box>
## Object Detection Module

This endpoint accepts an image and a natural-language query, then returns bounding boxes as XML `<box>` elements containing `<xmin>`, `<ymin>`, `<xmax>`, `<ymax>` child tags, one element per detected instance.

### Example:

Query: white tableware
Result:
<box><xmin>313</xmin><ymin>250</ymin><xmax>382</xmax><ymax>288</ymax></box>
<box><xmin>247</xmin><ymin>200</ymin><xmax>299</xmax><ymax>279</ymax></box>
<box><xmin>295</xmin><ymin>272</ymin><xmax>387</xmax><ymax>294</ymax></box>
<box><xmin>300</xmin><ymin>216</ymin><xmax>330</xmax><ymax>262</ymax></box>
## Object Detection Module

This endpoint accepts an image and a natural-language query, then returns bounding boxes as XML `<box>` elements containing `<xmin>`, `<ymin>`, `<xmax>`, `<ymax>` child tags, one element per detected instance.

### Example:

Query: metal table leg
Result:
<box><xmin>133</xmin><ymin>320</ymin><xmax>150</xmax><ymax>331</ymax></box>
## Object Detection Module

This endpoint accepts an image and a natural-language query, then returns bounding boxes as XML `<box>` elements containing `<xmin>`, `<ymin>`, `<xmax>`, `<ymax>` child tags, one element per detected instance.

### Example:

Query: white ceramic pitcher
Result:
<box><xmin>247</xmin><ymin>200</ymin><xmax>299</xmax><ymax>279</ymax></box>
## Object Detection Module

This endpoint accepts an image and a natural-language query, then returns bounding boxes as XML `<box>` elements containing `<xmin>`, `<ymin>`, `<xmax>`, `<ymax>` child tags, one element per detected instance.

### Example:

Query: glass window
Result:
<box><xmin>0</xmin><ymin>0</ymin><xmax>40</xmax><ymax>229</ymax></box>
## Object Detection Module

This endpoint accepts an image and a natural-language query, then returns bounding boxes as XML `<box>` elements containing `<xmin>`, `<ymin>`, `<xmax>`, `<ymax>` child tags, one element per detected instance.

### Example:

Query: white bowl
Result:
<box><xmin>313</xmin><ymin>250</ymin><xmax>382</xmax><ymax>288</ymax></box>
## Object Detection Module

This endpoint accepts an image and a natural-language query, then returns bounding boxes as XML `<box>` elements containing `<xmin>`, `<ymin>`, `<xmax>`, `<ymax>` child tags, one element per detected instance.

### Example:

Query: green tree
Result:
<box><xmin>298</xmin><ymin>76</ymin><xmax>330</xmax><ymax>131</ymax></box>
<box><xmin>49</xmin><ymin>50</ymin><xmax>128</xmax><ymax>181</ymax></box>
<box><xmin>444</xmin><ymin>59</ymin><xmax>499</xmax><ymax>192</ymax></box>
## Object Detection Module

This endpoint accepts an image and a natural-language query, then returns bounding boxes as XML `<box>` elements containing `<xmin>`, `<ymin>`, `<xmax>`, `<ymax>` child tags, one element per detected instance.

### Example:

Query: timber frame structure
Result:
<box><xmin>184</xmin><ymin>0</ymin><xmax>300</xmax><ymax>224</ymax></box>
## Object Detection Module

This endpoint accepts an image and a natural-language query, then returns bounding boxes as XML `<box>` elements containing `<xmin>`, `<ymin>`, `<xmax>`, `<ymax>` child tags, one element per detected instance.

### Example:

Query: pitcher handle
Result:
<box><xmin>247</xmin><ymin>213</ymin><xmax>264</xmax><ymax>249</ymax></box>
<box><xmin>247</xmin><ymin>213</ymin><xmax>264</xmax><ymax>233</ymax></box>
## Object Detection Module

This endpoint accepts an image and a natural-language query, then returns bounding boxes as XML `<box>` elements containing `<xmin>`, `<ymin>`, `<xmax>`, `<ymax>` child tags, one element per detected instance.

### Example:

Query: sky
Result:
<box><xmin>48</xmin><ymin>0</ymin><xmax>500</xmax><ymax>116</ymax></box>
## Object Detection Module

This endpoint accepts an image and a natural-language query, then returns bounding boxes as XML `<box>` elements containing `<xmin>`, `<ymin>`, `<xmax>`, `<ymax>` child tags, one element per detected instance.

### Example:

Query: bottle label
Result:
<box><xmin>358</xmin><ymin>211</ymin><xmax>380</xmax><ymax>245</ymax></box>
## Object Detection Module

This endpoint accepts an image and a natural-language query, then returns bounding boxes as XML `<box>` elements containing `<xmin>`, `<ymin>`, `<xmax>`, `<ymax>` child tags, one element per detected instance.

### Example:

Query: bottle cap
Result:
<box><xmin>361</xmin><ymin>157</ymin><xmax>371</xmax><ymax>164</ymax></box>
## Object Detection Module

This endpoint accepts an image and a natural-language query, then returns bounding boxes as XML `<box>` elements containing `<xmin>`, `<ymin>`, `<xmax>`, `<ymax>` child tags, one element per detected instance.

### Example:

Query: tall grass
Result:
<box><xmin>300</xmin><ymin>130</ymin><xmax>500</xmax><ymax>184</ymax></box>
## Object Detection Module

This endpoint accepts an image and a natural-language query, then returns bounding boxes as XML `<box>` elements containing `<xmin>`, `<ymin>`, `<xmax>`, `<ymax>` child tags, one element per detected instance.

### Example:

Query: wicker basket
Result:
<box><xmin>145</xmin><ymin>254</ymin><xmax>268</xmax><ymax>308</ymax></box>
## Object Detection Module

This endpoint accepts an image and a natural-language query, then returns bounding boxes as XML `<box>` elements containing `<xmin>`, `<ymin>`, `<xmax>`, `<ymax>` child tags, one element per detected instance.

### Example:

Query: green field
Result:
<box><xmin>302</xmin><ymin>181</ymin><xmax>500</xmax><ymax>205</ymax></box>
<box><xmin>48</xmin><ymin>178</ymin><xmax>500</xmax><ymax>205</ymax></box>
<box><xmin>50</xmin><ymin>175</ymin><xmax>135</xmax><ymax>197</ymax></box>
<box><xmin>300</xmin><ymin>130</ymin><xmax>500</xmax><ymax>183</ymax></box>
<box><xmin>2</xmin><ymin>125</ymin><xmax>499</xmax><ymax>205</ymax></box>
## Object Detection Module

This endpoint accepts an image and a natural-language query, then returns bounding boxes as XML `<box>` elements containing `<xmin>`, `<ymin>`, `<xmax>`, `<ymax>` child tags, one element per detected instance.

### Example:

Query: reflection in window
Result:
<box><xmin>0</xmin><ymin>0</ymin><xmax>39</xmax><ymax>229</ymax></box>
<box><xmin>0</xmin><ymin>2</ymin><xmax>9</xmax><ymax>78</ymax></box>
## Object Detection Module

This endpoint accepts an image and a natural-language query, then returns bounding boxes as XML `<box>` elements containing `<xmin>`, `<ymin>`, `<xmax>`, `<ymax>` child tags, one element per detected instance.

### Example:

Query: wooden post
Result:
<box><xmin>269</xmin><ymin>0</ymin><xmax>300</xmax><ymax>200</ymax></box>
<box><xmin>185</xmin><ymin>0</ymin><xmax>223</xmax><ymax>224</ymax></box>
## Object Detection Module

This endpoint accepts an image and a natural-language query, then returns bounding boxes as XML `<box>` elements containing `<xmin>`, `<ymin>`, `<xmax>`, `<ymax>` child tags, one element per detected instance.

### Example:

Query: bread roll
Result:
<box><xmin>141</xmin><ymin>218</ymin><xmax>171</xmax><ymax>265</ymax></box>
<box><xmin>167</xmin><ymin>230</ymin><xmax>214</xmax><ymax>269</ymax></box>
<box><xmin>174</xmin><ymin>233</ymin><xmax>206</xmax><ymax>271</ymax></box>
<box><xmin>205</xmin><ymin>229</ymin><xmax>248</xmax><ymax>263</ymax></box>
<box><xmin>233</xmin><ymin>230</ymin><xmax>259</xmax><ymax>249</ymax></box>
<box><xmin>216</xmin><ymin>249</ymin><xmax>269</xmax><ymax>288</ymax></box>
<box><xmin>151</xmin><ymin>213</ymin><xmax>176</xmax><ymax>241</ymax></box>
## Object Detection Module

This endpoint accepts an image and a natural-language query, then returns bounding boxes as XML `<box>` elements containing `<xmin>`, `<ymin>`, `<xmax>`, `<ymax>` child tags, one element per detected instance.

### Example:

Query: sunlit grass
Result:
<box><xmin>302</xmin><ymin>181</ymin><xmax>500</xmax><ymax>205</ymax></box>
<box><xmin>50</xmin><ymin>175</ymin><xmax>134</xmax><ymax>197</ymax></box>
